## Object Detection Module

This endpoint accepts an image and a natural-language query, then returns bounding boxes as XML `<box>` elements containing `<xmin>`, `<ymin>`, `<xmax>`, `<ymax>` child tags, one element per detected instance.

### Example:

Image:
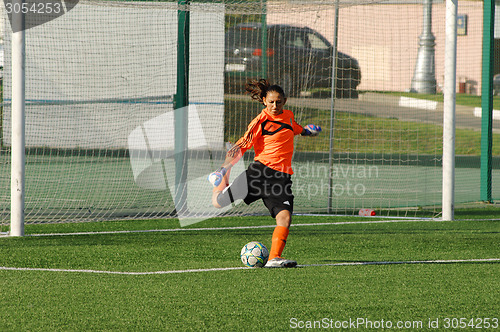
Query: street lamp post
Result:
<box><xmin>411</xmin><ymin>0</ymin><xmax>437</xmax><ymax>94</ymax></box>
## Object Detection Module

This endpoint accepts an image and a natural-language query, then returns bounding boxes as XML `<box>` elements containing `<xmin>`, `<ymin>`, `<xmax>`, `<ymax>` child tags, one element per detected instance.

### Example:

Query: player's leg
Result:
<box><xmin>212</xmin><ymin>163</ymin><xmax>264</xmax><ymax>209</ymax></box>
<box><xmin>262</xmin><ymin>172</ymin><xmax>297</xmax><ymax>268</ymax></box>
<box><xmin>265</xmin><ymin>213</ymin><xmax>297</xmax><ymax>268</ymax></box>
<box><xmin>213</xmin><ymin>161</ymin><xmax>266</xmax><ymax>208</ymax></box>
<box><xmin>212</xmin><ymin>168</ymin><xmax>247</xmax><ymax>208</ymax></box>
<box><xmin>269</xmin><ymin>209</ymin><xmax>291</xmax><ymax>260</ymax></box>
<box><xmin>211</xmin><ymin>167</ymin><xmax>232</xmax><ymax>208</ymax></box>
<box><xmin>275</xmin><ymin>209</ymin><xmax>292</xmax><ymax>228</ymax></box>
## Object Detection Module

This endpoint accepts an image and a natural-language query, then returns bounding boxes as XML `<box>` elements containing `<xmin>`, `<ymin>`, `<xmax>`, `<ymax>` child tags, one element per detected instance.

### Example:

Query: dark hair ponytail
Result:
<box><xmin>245</xmin><ymin>79</ymin><xmax>286</xmax><ymax>104</ymax></box>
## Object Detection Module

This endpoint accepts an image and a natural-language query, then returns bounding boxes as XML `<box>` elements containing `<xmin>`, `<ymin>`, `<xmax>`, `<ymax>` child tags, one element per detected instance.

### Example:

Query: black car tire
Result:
<box><xmin>336</xmin><ymin>76</ymin><xmax>358</xmax><ymax>99</ymax></box>
<box><xmin>345</xmin><ymin>76</ymin><xmax>359</xmax><ymax>99</ymax></box>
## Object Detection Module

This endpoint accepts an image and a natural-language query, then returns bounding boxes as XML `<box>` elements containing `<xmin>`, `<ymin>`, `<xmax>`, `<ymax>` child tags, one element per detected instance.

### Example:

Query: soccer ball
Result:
<box><xmin>240</xmin><ymin>241</ymin><xmax>269</xmax><ymax>268</ymax></box>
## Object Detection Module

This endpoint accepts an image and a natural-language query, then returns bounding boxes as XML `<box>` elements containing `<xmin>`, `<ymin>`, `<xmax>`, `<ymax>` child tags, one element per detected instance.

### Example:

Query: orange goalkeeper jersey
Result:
<box><xmin>232</xmin><ymin>108</ymin><xmax>304</xmax><ymax>175</ymax></box>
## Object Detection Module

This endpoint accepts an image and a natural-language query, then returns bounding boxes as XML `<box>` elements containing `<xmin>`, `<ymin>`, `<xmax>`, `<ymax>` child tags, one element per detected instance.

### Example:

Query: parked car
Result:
<box><xmin>225</xmin><ymin>23</ymin><xmax>361</xmax><ymax>98</ymax></box>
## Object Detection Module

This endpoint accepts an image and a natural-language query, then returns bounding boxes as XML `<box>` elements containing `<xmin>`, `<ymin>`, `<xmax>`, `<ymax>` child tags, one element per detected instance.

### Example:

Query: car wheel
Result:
<box><xmin>346</xmin><ymin>77</ymin><xmax>359</xmax><ymax>99</ymax></box>
<box><xmin>337</xmin><ymin>77</ymin><xmax>358</xmax><ymax>99</ymax></box>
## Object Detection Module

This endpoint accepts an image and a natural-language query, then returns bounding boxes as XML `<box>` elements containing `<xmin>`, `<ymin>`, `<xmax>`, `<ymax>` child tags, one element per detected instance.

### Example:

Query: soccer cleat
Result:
<box><xmin>210</xmin><ymin>167</ymin><xmax>231</xmax><ymax>193</ymax></box>
<box><xmin>208</xmin><ymin>167</ymin><xmax>227</xmax><ymax>187</ymax></box>
<box><xmin>264</xmin><ymin>257</ymin><xmax>297</xmax><ymax>268</ymax></box>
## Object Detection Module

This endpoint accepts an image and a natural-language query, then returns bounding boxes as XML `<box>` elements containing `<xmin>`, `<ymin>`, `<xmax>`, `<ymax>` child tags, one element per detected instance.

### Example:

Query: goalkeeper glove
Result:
<box><xmin>302</xmin><ymin>124</ymin><xmax>322</xmax><ymax>136</ymax></box>
<box><xmin>208</xmin><ymin>167</ymin><xmax>228</xmax><ymax>187</ymax></box>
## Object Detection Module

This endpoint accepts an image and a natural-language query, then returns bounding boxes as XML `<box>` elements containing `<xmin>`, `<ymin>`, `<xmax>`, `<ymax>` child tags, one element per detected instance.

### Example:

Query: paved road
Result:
<box><xmin>283</xmin><ymin>92</ymin><xmax>500</xmax><ymax>133</ymax></box>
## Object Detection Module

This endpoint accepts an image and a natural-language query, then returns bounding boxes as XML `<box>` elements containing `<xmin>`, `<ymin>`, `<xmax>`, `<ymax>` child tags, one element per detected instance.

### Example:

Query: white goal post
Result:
<box><xmin>10</xmin><ymin>0</ymin><xmax>25</xmax><ymax>237</ymax></box>
<box><xmin>442</xmin><ymin>0</ymin><xmax>458</xmax><ymax>222</ymax></box>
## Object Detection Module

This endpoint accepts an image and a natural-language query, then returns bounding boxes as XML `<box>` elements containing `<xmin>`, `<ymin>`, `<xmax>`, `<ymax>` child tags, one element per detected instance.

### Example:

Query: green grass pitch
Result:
<box><xmin>0</xmin><ymin>215</ymin><xmax>499</xmax><ymax>331</ymax></box>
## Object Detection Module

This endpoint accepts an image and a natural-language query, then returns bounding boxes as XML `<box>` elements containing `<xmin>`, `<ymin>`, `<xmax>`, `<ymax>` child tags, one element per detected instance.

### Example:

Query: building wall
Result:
<box><xmin>268</xmin><ymin>1</ymin><xmax>484</xmax><ymax>95</ymax></box>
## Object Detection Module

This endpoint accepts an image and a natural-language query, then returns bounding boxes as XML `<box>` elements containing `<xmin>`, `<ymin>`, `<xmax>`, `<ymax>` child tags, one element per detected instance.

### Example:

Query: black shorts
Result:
<box><xmin>217</xmin><ymin>161</ymin><xmax>294</xmax><ymax>218</ymax></box>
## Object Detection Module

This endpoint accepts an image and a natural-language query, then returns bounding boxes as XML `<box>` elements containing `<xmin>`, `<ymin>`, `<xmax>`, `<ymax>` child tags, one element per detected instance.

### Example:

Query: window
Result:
<box><xmin>308</xmin><ymin>33</ymin><xmax>330</xmax><ymax>50</ymax></box>
<box><xmin>284</xmin><ymin>31</ymin><xmax>306</xmax><ymax>48</ymax></box>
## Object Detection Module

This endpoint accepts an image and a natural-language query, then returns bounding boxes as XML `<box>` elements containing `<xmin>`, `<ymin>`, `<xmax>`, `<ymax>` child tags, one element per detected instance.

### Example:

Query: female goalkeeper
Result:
<box><xmin>209</xmin><ymin>79</ymin><xmax>321</xmax><ymax>268</ymax></box>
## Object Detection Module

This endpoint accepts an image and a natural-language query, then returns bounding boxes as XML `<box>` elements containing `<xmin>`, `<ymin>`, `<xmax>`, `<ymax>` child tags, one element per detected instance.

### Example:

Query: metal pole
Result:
<box><xmin>480</xmin><ymin>0</ymin><xmax>495</xmax><ymax>203</ymax></box>
<box><xmin>261</xmin><ymin>0</ymin><xmax>267</xmax><ymax>78</ymax></box>
<box><xmin>411</xmin><ymin>0</ymin><xmax>437</xmax><ymax>94</ymax></box>
<box><xmin>175</xmin><ymin>0</ymin><xmax>189</xmax><ymax>214</ymax></box>
<box><xmin>328</xmin><ymin>0</ymin><xmax>339</xmax><ymax>214</ymax></box>
<box><xmin>10</xmin><ymin>0</ymin><xmax>26</xmax><ymax>236</ymax></box>
<box><xmin>442</xmin><ymin>0</ymin><xmax>457</xmax><ymax>221</ymax></box>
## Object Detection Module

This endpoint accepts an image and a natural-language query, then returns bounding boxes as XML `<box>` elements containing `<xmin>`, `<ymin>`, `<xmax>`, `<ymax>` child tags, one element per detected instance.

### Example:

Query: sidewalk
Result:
<box><xmin>285</xmin><ymin>92</ymin><xmax>500</xmax><ymax>133</ymax></box>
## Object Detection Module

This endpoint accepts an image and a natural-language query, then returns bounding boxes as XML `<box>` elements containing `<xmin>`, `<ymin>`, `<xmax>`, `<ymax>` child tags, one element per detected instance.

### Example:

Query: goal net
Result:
<box><xmin>0</xmin><ymin>0</ymin><xmax>492</xmax><ymax>227</ymax></box>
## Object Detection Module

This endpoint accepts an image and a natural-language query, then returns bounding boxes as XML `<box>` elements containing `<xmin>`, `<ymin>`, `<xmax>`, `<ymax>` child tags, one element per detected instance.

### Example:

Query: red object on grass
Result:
<box><xmin>359</xmin><ymin>208</ymin><xmax>376</xmax><ymax>216</ymax></box>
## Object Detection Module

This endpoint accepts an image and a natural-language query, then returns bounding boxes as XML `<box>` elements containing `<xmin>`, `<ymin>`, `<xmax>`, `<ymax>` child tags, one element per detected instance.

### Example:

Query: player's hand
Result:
<box><xmin>208</xmin><ymin>167</ymin><xmax>227</xmax><ymax>187</ymax></box>
<box><xmin>302</xmin><ymin>124</ymin><xmax>322</xmax><ymax>136</ymax></box>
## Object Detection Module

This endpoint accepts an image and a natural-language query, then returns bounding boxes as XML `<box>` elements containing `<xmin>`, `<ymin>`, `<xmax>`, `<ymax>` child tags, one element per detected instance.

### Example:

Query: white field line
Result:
<box><xmin>0</xmin><ymin>258</ymin><xmax>498</xmax><ymax>276</ymax></box>
<box><xmin>299</xmin><ymin>258</ymin><xmax>500</xmax><ymax>268</ymax></box>
<box><xmin>24</xmin><ymin>218</ymin><xmax>429</xmax><ymax>238</ymax></box>
<box><xmin>0</xmin><ymin>266</ymin><xmax>248</xmax><ymax>275</ymax></box>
